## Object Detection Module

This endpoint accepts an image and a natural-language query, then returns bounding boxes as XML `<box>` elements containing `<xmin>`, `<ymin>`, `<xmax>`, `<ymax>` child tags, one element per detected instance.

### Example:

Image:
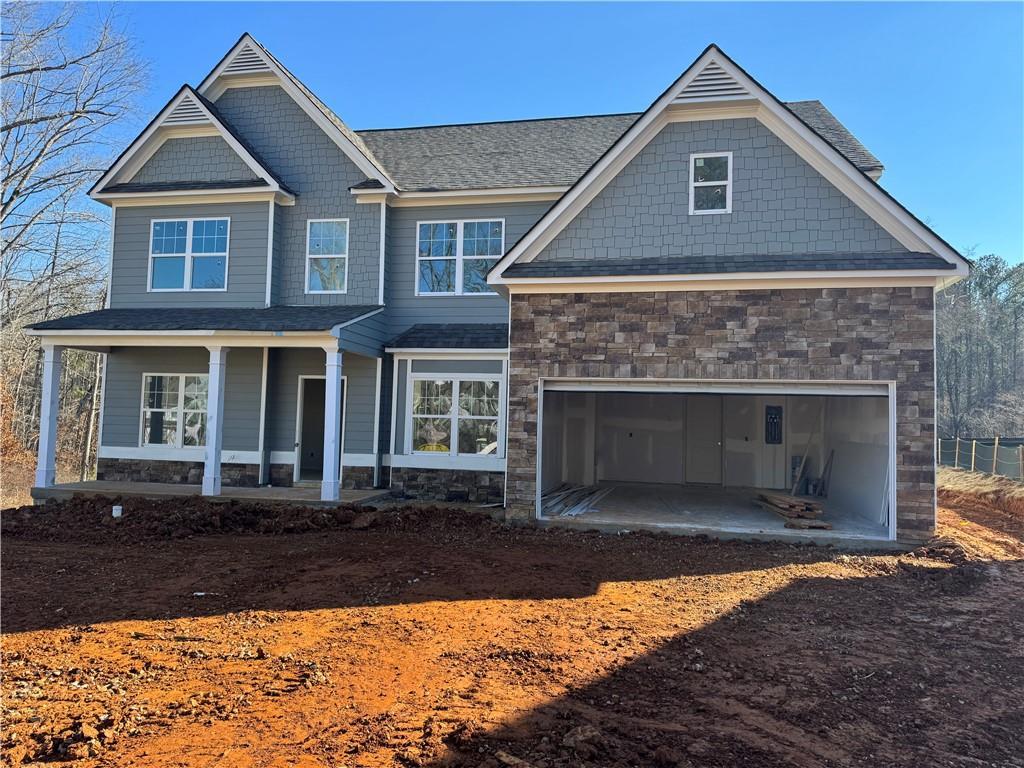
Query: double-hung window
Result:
<box><xmin>416</xmin><ymin>219</ymin><xmax>503</xmax><ymax>295</ymax></box>
<box><xmin>306</xmin><ymin>219</ymin><xmax>349</xmax><ymax>293</ymax></box>
<box><xmin>140</xmin><ymin>373</ymin><xmax>208</xmax><ymax>448</ymax></box>
<box><xmin>149</xmin><ymin>218</ymin><xmax>229</xmax><ymax>291</ymax></box>
<box><xmin>409</xmin><ymin>376</ymin><xmax>501</xmax><ymax>456</ymax></box>
<box><xmin>688</xmin><ymin>152</ymin><xmax>732</xmax><ymax>215</ymax></box>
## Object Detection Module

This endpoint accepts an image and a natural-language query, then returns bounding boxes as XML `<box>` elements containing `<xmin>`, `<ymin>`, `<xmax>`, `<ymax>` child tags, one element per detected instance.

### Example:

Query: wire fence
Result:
<box><xmin>937</xmin><ymin>437</ymin><xmax>1024</xmax><ymax>481</ymax></box>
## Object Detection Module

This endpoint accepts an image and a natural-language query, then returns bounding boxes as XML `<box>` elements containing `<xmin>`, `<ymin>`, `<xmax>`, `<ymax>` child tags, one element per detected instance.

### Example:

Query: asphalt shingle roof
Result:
<box><xmin>786</xmin><ymin>100</ymin><xmax>883</xmax><ymax>174</ymax></box>
<box><xmin>387</xmin><ymin>324</ymin><xmax>509</xmax><ymax>350</ymax></box>
<box><xmin>355</xmin><ymin>101</ymin><xmax>882</xmax><ymax>192</ymax></box>
<box><xmin>26</xmin><ymin>305</ymin><xmax>382</xmax><ymax>332</ymax></box>
<box><xmin>503</xmin><ymin>252</ymin><xmax>954</xmax><ymax>278</ymax></box>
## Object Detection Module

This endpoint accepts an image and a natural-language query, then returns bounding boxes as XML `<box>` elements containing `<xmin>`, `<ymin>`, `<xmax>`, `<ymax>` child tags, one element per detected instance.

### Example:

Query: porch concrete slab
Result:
<box><xmin>30</xmin><ymin>481</ymin><xmax>389</xmax><ymax>507</ymax></box>
<box><xmin>541</xmin><ymin>483</ymin><xmax>894</xmax><ymax>547</ymax></box>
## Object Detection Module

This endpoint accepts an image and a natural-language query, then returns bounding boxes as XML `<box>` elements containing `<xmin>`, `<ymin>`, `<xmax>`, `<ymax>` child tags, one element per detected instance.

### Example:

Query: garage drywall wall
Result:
<box><xmin>541</xmin><ymin>391</ymin><xmax>566</xmax><ymax>493</ymax></box>
<box><xmin>596</xmin><ymin>392</ymin><xmax>684</xmax><ymax>484</ymax></box>
<box><xmin>824</xmin><ymin>396</ymin><xmax>889</xmax><ymax>525</ymax></box>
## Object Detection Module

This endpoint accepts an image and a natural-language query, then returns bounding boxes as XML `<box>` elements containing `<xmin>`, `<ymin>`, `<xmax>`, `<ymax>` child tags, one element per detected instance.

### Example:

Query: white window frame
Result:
<box><xmin>138</xmin><ymin>372</ymin><xmax>209</xmax><ymax>449</ymax></box>
<box><xmin>147</xmin><ymin>218</ymin><xmax>230</xmax><ymax>292</ymax></box>
<box><xmin>688</xmin><ymin>151</ymin><xmax>733</xmax><ymax>215</ymax></box>
<box><xmin>304</xmin><ymin>218</ymin><xmax>350</xmax><ymax>295</ymax></box>
<box><xmin>414</xmin><ymin>218</ymin><xmax>505</xmax><ymax>297</ymax></box>
<box><xmin>405</xmin><ymin>372</ymin><xmax>505</xmax><ymax>458</ymax></box>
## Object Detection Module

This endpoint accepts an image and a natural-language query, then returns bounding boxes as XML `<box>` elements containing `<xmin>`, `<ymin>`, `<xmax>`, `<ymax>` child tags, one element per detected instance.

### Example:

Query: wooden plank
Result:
<box><xmin>784</xmin><ymin>518</ymin><xmax>833</xmax><ymax>530</ymax></box>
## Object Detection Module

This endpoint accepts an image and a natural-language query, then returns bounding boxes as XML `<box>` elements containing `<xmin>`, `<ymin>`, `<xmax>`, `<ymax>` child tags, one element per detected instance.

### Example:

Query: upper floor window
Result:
<box><xmin>416</xmin><ymin>219</ymin><xmax>503</xmax><ymax>296</ymax></box>
<box><xmin>140</xmin><ymin>373</ymin><xmax>208</xmax><ymax>448</ymax></box>
<box><xmin>306</xmin><ymin>219</ymin><xmax>349</xmax><ymax>293</ymax></box>
<box><xmin>689</xmin><ymin>152</ymin><xmax>732</xmax><ymax>215</ymax></box>
<box><xmin>150</xmin><ymin>219</ymin><xmax>229</xmax><ymax>291</ymax></box>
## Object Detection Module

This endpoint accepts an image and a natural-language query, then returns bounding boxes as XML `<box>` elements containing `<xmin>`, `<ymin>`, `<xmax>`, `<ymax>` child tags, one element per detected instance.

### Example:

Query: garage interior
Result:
<box><xmin>539</xmin><ymin>386</ymin><xmax>893</xmax><ymax>541</ymax></box>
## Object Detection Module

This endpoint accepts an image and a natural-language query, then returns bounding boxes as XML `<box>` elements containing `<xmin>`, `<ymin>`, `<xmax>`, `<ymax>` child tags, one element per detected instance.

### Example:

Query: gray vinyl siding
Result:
<box><xmin>109</xmin><ymin>202</ymin><xmax>268</xmax><ymax>308</ymax></box>
<box><xmin>213</xmin><ymin>86</ymin><xmax>380</xmax><ymax>306</ymax></box>
<box><xmin>537</xmin><ymin>118</ymin><xmax>907</xmax><ymax>263</ymax></box>
<box><xmin>337</xmin><ymin>310</ymin><xmax>388</xmax><ymax>357</ymax></box>
<box><xmin>385</xmin><ymin>201</ymin><xmax>551</xmax><ymax>337</ymax></box>
<box><xmin>101</xmin><ymin>347</ymin><xmax>263</xmax><ymax>451</ymax></box>
<box><xmin>130</xmin><ymin>136</ymin><xmax>258</xmax><ymax>185</ymax></box>
<box><xmin>266</xmin><ymin>348</ymin><xmax>377</xmax><ymax>455</ymax></box>
<box><xmin>391</xmin><ymin>357</ymin><xmax>504</xmax><ymax>455</ymax></box>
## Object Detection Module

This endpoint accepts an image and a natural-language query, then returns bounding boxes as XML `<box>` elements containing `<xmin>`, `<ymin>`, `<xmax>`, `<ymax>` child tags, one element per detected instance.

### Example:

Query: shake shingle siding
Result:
<box><xmin>214</xmin><ymin>86</ymin><xmax>381</xmax><ymax>306</ymax></box>
<box><xmin>535</xmin><ymin>118</ymin><xmax>906</xmax><ymax>265</ymax></box>
<box><xmin>130</xmin><ymin>136</ymin><xmax>259</xmax><ymax>185</ymax></box>
<box><xmin>109</xmin><ymin>202</ymin><xmax>268</xmax><ymax>308</ymax></box>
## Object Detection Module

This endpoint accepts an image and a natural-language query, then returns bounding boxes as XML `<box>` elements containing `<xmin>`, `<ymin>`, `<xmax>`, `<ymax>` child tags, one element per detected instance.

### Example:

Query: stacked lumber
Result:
<box><xmin>541</xmin><ymin>484</ymin><xmax>614</xmax><ymax>518</ymax></box>
<box><xmin>756</xmin><ymin>492</ymin><xmax>832</xmax><ymax>530</ymax></box>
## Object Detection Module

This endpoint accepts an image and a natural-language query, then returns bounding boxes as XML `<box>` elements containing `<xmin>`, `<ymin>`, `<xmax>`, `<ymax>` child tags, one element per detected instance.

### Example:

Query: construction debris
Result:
<box><xmin>541</xmin><ymin>484</ymin><xmax>614</xmax><ymax>517</ymax></box>
<box><xmin>756</xmin><ymin>492</ymin><xmax>832</xmax><ymax>529</ymax></box>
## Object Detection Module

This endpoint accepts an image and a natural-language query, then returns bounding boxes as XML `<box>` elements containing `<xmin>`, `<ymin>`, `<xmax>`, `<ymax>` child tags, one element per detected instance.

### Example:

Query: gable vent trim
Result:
<box><xmin>673</xmin><ymin>62</ymin><xmax>750</xmax><ymax>103</ymax></box>
<box><xmin>222</xmin><ymin>44</ymin><xmax>272</xmax><ymax>76</ymax></box>
<box><xmin>164</xmin><ymin>94</ymin><xmax>209</xmax><ymax>125</ymax></box>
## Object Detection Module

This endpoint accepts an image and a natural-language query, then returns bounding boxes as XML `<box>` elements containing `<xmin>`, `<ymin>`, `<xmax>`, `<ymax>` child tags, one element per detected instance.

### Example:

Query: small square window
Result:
<box><xmin>689</xmin><ymin>152</ymin><xmax>732</xmax><ymax>215</ymax></box>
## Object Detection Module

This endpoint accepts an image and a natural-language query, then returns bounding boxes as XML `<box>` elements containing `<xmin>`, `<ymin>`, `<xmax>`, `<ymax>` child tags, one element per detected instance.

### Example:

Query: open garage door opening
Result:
<box><xmin>538</xmin><ymin>383</ymin><xmax>895</xmax><ymax>542</ymax></box>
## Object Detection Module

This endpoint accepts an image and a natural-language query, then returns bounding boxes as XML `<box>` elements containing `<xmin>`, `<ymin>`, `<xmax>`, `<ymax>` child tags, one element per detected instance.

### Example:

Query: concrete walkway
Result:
<box><xmin>31</xmin><ymin>481</ymin><xmax>389</xmax><ymax>507</ymax></box>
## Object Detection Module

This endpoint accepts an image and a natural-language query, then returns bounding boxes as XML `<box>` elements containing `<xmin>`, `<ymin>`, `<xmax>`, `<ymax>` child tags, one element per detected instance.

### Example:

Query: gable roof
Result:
<box><xmin>353</xmin><ymin>101</ymin><xmax>881</xmax><ymax>193</ymax></box>
<box><xmin>198</xmin><ymin>34</ymin><xmax>395</xmax><ymax>191</ymax></box>
<box><xmin>90</xmin><ymin>85</ymin><xmax>294</xmax><ymax>201</ymax></box>
<box><xmin>489</xmin><ymin>44</ymin><xmax>969</xmax><ymax>283</ymax></box>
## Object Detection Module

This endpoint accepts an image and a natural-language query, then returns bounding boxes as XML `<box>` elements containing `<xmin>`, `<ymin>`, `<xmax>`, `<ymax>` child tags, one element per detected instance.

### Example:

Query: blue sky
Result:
<box><xmin>114</xmin><ymin>2</ymin><xmax>1022</xmax><ymax>262</ymax></box>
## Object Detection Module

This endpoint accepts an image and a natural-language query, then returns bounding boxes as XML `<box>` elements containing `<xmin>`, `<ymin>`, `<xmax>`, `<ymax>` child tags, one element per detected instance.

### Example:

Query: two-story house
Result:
<box><xmin>28</xmin><ymin>36</ymin><xmax>968</xmax><ymax>545</ymax></box>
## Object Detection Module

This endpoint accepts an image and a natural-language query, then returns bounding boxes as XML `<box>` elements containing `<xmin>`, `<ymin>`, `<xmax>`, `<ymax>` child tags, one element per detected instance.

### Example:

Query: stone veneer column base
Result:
<box><xmin>96</xmin><ymin>458</ymin><xmax>260</xmax><ymax>487</ymax></box>
<box><xmin>342</xmin><ymin>466</ymin><xmax>376</xmax><ymax>490</ymax></box>
<box><xmin>390</xmin><ymin>467</ymin><xmax>505</xmax><ymax>504</ymax></box>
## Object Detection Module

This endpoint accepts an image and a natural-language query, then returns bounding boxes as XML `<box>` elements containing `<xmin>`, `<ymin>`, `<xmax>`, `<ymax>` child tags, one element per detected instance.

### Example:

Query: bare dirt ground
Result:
<box><xmin>2</xmin><ymin>483</ymin><xmax>1023</xmax><ymax>768</ymax></box>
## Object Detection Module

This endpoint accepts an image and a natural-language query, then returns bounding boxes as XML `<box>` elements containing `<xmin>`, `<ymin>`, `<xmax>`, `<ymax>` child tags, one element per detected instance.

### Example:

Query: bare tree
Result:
<box><xmin>1</xmin><ymin>3</ymin><xmax>146</xmax><ymax>505</ymax></box>
<box><xmin>937</xmin><ymin>253</ymin><xmax>1024</xmax><ymax>438</ymax></box>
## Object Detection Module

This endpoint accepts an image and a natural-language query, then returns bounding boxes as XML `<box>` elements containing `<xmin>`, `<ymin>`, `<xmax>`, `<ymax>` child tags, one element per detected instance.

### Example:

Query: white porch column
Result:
<box><xmin>34</xmin><ymin>344</ymin><xmax>64</xmax><ymax>488</ymax></box>
<box><xmin>321</xmin><ymin>347</ymin><xmax>344</xmax><ymax>501</ymax></box>
<box><xmin>202</xmin><ymin>346</ymin><xmax>229</xmax><ymax>496</ymax></box>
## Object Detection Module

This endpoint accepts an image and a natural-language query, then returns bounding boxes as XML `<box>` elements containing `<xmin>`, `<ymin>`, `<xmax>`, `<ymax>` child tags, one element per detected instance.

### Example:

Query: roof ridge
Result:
<box><xmin>356</xmin><ymin>111</ymin><xmax>642</xmax><ymax>134</ymax></box>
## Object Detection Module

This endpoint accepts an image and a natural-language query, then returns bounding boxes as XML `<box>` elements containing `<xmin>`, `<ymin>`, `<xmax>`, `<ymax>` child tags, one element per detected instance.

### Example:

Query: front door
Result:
<box><xmin>685</xmin><ymin>394</ymin><xmax>723</xmax><ymax>484</ymax></box>
<box><xmin>299</xmin><ymin>378</ymin><xmax>327</xmax><ymax>481</ymax></box>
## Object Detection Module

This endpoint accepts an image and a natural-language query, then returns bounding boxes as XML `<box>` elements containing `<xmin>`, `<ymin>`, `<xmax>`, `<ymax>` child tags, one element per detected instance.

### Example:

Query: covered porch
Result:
<box><xmin>25</xmin><ymin>305</ymin><xmax>387</xmax><ymax>503</ymax></box>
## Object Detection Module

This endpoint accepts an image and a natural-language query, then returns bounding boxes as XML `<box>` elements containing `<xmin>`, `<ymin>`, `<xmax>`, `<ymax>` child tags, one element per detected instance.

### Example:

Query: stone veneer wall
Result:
<box><xmin>506</xmin><ymin>287</ymin><xmax>935</xmax><ymax>542</ymax></box>
<box><xmin>390</xmin><ymin>467</ymin><xmax>505</xmax><ymax>504</ymax></box>
<box><xmin>97</xmin><ymin>458</ymin><xmax>260</xmax><ymax>487</ymax></box>
<box><xmin>343</xmin><ymin>467</ymin><xmax>376</xmax><ymax>490</ymax></box>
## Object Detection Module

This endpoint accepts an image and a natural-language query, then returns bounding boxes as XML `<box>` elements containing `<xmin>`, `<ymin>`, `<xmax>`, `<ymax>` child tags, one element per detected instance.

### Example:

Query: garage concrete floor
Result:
<box><xmin>546</xmin><ymin>483</ymin><xmax>890</xmax><ymax>543</ymax></box>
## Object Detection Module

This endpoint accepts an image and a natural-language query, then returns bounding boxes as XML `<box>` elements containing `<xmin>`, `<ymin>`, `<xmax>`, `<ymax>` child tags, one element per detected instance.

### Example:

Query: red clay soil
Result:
<box><xmin>2</xmin><ymin>492</ymin><xmax>1022</xmax><ymax>768</ymax></box>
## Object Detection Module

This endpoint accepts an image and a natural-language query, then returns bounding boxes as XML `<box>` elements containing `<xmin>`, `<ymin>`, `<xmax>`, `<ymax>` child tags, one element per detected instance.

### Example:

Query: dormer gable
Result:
<box><xmin>90</xmin><ymin>85</ymin><xmax>295</xmax><ymax>204</ymax></box>
<box><xmin>198</xmin><ymin>33</ymin><xmax>395</xmax><ymax>193</ymax></box>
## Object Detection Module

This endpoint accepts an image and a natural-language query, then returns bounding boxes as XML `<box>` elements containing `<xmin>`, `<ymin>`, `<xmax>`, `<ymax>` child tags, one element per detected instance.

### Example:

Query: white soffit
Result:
<box><xmin>489</xmin><ymin>45</ymin><xmax>968</xmax><ymax>282</ymax></box>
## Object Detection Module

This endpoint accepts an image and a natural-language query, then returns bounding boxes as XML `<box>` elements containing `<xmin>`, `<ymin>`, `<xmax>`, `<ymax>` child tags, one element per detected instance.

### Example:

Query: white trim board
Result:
<box><xmin>488</xmin><ymin>45</ymin><xmax>968</xmax><ymax>285</ymax></box>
